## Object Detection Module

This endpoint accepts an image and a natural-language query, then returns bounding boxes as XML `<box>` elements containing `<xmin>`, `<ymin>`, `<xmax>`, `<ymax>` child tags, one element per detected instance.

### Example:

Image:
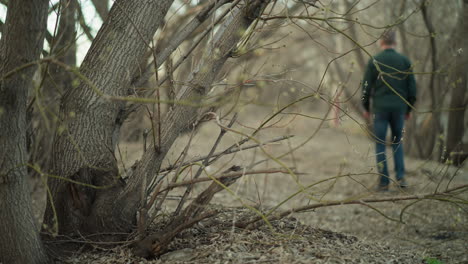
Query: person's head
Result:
<box><xmin>379</xmin><ymin>30</ymin><xmax>396</xmax><ymax>49</ymax></box>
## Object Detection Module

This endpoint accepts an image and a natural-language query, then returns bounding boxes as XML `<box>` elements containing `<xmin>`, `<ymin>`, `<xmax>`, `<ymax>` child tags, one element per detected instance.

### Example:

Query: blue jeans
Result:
<box><xmin>373</xmin><ymin>112</ymin><xmax>405</xmax><ymax>187</ymax></box>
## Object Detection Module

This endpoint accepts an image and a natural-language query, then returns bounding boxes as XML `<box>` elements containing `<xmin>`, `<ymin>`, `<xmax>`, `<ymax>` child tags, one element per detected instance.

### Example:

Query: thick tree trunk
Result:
<box><xmin>0</xmin><ymin>0</ymin><xmax>49</xmax><ymax>263</ymax></box>
<box><xmin>44</xmin><ymin>0</ymin><xmax>269</xmax><ymax>239</ymax></box>
<box><xmin>43</xmin><ymin>0</ymin><xmax>174</xmax><ymax>235</ymax></box>
<box><xmin>446</xmin><ymin>2</ymin><xmax>468</xmax><ymax>165</ymax></box>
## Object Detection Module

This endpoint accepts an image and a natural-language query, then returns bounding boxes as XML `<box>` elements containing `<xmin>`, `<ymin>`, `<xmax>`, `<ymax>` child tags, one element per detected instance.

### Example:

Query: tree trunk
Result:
<box><xmin>446</xmin><ymin>1</ymin><xmax>468</xmax><ymax>165</ymax></box>
<box><xmin>0</xmin><ymin>0</ymin><xmax>49</xmax><ymax>263</ymax></box>
<box><xmin>43</xmin><ymin>0</ymin><xmax>175</xmax><ymax>235</ymax></box>
<box><xmin>43</xmin><ymin>0</ymin><xmax>269</xmax><ymax>239</ymax></box>
<box><xmin>420</xmin><ymin>0</ymin><xmax>441</xmax><ymax>159</ymax></box>
<box><xmin>341</xmin><ymin>0</ymin><xmax>370</xmax><ymax>124</ymax></box>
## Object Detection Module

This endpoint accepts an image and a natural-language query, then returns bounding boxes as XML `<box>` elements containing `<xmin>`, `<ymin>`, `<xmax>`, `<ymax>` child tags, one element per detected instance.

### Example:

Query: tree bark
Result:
<box><xmin>446</xmin><ymin>1</ymin><xmax>468</xmax><ymax>165</ymax></box>
<box><xmin>0</xmin><ymin>0</ymin><xmax>49</xmax><ymax>263</ymax></box>
<box><xmin>43</xmin><ymin>0</ymin><xmax>174</xmax><ymax>235</ymax></box>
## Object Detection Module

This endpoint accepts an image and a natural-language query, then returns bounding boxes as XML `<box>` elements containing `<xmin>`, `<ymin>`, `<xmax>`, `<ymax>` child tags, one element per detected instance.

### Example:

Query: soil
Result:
<box><xmin>33</xmin><ymin>106</ymin><xmax>468</xmax><ymax>263</ymax></box>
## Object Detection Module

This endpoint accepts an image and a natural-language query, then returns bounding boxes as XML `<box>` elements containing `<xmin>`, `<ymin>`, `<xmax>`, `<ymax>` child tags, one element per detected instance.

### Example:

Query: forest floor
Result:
<box><xmin>32</xmin><ymin>105</ymin><xmax>468</xmax><ymax>263</ymax></box>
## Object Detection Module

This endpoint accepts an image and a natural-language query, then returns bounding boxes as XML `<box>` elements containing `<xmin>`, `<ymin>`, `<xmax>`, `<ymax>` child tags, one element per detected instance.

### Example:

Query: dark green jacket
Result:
<box><xmin>362</xmin><ymin>48</ymin><xmax>417</xmax><ymax>113</ymax></box>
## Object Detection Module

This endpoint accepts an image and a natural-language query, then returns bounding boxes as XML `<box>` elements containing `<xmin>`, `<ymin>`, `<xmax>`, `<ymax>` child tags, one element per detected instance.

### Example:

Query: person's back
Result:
<box><xmin>361</xmin><ymin>30</ymin><xmax>417</xmax><ymax>191</ymax></box>
<box><xmin>362</xmin><ymin>48</ymin><xmax>416</xmax><ymax>114</ymax></box>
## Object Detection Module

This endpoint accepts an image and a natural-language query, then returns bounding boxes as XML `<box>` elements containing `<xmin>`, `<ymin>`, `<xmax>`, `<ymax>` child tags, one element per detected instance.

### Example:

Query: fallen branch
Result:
<box><xmin>237</xmin><ymin>184</ymin><xmax>468</xmax><ymax>230</ymax></box>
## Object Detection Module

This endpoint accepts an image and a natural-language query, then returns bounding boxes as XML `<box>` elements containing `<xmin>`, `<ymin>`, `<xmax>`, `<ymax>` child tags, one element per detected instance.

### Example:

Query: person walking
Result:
<box><xmin>361</xmin><ymin>30</ymin><xmax>417</xmax><ymax>191</ymax></box>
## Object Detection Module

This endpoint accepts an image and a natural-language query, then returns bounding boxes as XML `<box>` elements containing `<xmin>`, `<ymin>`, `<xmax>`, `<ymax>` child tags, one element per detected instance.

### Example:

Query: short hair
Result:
<box><xmin>381</xmin><ymin>30</ymin><xmax>396</xmax><ymax>45</ymax></box>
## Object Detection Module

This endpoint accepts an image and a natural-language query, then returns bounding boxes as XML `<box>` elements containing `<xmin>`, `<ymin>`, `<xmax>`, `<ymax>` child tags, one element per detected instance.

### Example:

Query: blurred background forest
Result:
<box><xmin>1</xmin><ymin>0</ymin><xmax>465</xmax><ymax>167</ymax></box>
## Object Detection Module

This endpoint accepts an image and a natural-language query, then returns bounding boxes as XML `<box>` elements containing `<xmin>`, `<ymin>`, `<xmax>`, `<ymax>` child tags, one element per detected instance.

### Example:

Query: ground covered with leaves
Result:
<box><xmin>63</xmin><ymin>208</ymin><xmax>426</xmax><ymax>264</ymax></box>
<box><xmin>34</xmin><ymin>108</ymin><xmax>467</xmax><ymax>263</ymax></box>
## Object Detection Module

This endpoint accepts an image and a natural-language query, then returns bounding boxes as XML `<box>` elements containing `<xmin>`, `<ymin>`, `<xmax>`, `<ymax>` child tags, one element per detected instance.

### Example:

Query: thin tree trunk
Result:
<box><xmin>446</xmin><ymin>1</ymin><xmax>468</xmax><ymax>165</ymax></box>
<box><xmin>91</xmin><ymin>0</ymin><xmax>109</xmax><ymax>21</ymax></box>
<box><xmin>344</xmin><ymin>0</ymin><xmax>366</xmax><ymax>69</ymax></box>
<box><xmin>51</xmin><ymin>0</ymin><xmax>77</xmax><ymax>78</ymax></box>
<box><xmin>340</xmin><ymin>0</ymin><xmax>369</xmax><ymax>121</ymax></box>
<box><xmin>28</xmin><ymin>0</ymin><xmax>77</xmax><ymax>178</ymax></box>
<box><xmin>0</xmin><ymin>0</ymin><xmax>49</xmax><ymax>263</ymax></box>
<box><xmin>420</xmin><ymin>0</ymin><xmax>440</xmax><ymax>159</ymax></box>
<box><xmin>396</xmin><ymin>0</ymin><xmax>417</xmax><ymax>157</ymax></box>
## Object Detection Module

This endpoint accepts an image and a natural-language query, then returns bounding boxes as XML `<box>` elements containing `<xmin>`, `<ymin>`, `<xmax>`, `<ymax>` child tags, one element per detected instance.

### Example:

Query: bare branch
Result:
<box><xmin>238</xmin><ymin>184</ymin><xmax>468</xmax><ymax>230</ymax></box>
<box><xmin>77</xmin><ymin>2</ymin><xmax>95</xmax><ymax>42</ymax></box>
<box><xmin>173</xmin><ymin>113</ymin><xmax>238</xmax><ymax>216</ymax></box>
<box><xmin>131</xmin><ymin>0</ymin><xmax>234</xmax><ymax>88</ymax></box>
<box><xmin>159</xmin><ymin>168</ymin><xmax>295</xmax><ymax>194</ymax></box>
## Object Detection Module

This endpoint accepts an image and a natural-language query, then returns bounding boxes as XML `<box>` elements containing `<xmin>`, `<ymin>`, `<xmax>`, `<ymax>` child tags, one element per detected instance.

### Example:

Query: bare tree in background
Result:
<box><xmin>0</xmin><ymin>0</ymin><xmax>49</xmax><ymax>263</ymax></box>
<box><xmin>446</xmin><ymin>0</ymin><xmax>468</xmax><ymax>165</ymax></box>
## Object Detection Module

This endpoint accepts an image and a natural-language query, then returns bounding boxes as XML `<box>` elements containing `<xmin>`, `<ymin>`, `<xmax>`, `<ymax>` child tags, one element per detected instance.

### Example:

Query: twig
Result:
<box><xmin>145</xmin><ymin>180</ymin><xmax>163</xmax><ymax>211</ymax></box>
<box><xmin>152</xmin><ymin>125</ymin><xmax>198</xmax><ymax>215</ymax></box>
<box><xmin>137</xmin><ymin>165</ymin><xmax>148</xmax><ymax>239</ymax></box>
<box><xmin>159</xmin><ymin>168</ymin><xmax>293</xmax><ymax>193</ymax></box>
<box><xmin>173</xmin><ymin>113</ymin><xmax>238</xmax><ymax>216</ymax></box>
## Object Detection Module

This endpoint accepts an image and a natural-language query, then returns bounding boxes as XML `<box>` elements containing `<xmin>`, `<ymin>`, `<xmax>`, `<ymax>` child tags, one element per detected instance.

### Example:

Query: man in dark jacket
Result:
<box><xmin>362</xmin><ymin>30</ymin><xmax>417</xmax><ymax>191</ymax></box>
